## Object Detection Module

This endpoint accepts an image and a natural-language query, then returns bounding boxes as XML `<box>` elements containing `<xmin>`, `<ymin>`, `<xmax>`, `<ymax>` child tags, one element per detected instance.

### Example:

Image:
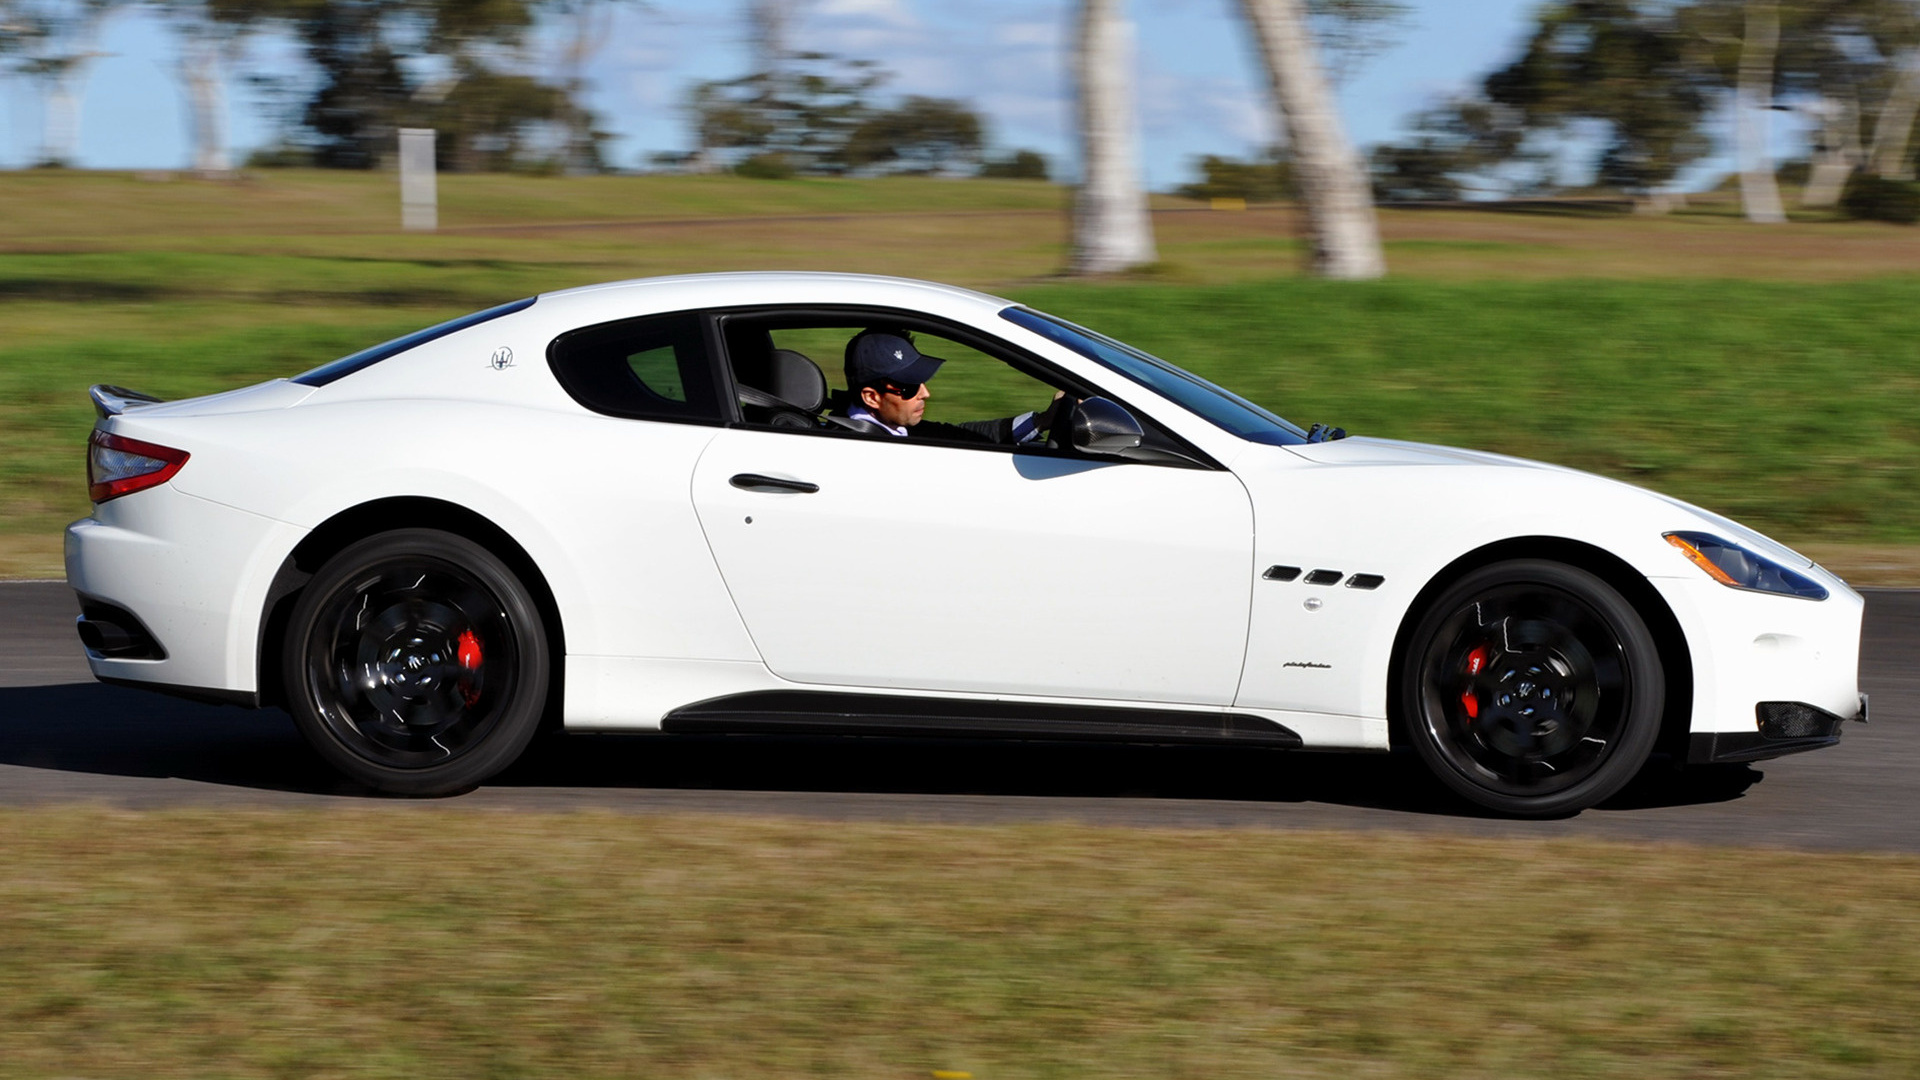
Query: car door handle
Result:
<box><xmin>729</xmin><ymin>473</ymin><xmax>820</xmax><ymax>494</ymax></box>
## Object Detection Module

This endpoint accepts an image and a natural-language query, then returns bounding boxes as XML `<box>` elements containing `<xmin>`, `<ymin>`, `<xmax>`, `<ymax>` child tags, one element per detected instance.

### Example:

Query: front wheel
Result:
<box><xmin>282</xmin><ymin>529</ymin><xmax>550</xmax><ymax>795</ymax></box>
<box><xmin>1401</xmin><ymin>560</ymin><xmax>1664</xmax><ymax>817</ymax></box>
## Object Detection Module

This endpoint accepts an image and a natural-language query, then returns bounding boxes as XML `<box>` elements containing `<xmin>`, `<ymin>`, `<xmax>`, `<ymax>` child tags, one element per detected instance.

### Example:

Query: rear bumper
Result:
<box><xmin>65</xmin><ymin>486</ymin><xmax>302</xmax><ymax>696</ymax></box>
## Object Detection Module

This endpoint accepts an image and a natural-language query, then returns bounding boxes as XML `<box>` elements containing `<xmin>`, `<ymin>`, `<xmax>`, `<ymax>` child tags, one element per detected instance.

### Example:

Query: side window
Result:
<box><xmin>548</xmin><ymin>312</ymin><xmax>722</xmax><ymax>423</ymax></box>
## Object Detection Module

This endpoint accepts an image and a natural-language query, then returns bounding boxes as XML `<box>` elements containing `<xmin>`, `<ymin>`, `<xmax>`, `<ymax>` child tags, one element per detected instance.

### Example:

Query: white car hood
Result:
<box><xmin>1284</xmin><ymin>435</ymin><xmax>1558</xmax><ymax>471</ymax></box>
<box><xmin>1280</xmin><ymin>436</ymin><xmax>1815</xmax><ymax>569</ymax></box>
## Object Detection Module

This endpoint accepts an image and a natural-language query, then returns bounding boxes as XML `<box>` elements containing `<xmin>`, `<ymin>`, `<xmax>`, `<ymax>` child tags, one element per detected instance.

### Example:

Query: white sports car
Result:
<box><xmin>67</xmin><ymin>272</ymin><xmax>1866</xmax><ymax>815</ymax></box>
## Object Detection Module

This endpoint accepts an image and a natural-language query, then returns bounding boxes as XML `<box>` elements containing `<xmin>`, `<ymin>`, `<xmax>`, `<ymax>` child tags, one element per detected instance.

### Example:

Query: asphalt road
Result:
<box><xmin>3</xmin><ymin>581</ymin><xmax>1914</xmax><ymax>851</ymax></box>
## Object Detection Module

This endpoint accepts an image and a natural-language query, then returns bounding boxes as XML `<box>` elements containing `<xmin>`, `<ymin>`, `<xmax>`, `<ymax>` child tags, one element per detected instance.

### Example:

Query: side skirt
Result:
<box><xmin>662</xmin><ymin>690</ymin><xmax>1303</xmax><ymax>747</ymax></box>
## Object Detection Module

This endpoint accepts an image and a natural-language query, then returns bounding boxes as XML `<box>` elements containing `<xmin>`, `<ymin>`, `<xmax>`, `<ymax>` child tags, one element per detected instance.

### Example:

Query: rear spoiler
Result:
<box><xmin>90</xmin><ymin>384</ymin><xmax>164</xmax><ymax>419</ymax></box>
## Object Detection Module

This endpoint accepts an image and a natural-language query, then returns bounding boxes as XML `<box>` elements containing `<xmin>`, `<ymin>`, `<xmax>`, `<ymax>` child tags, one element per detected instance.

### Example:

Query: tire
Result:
<box><xmin>1400</xmin><ymin>559</ymin><xmax>1664</xmax><ymax>817</ymax></box>
<box><xmin>282</xmin><ymin>528</ymin><xmax>550</xmax><ymax>795</ymax></box>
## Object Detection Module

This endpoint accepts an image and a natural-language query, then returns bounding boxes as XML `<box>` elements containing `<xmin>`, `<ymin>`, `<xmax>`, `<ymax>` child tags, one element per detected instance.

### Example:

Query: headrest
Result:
<box><xmin>765</xmin><ymin>348</ymin><xmax>827</xmax><ymax>413</ymax></box>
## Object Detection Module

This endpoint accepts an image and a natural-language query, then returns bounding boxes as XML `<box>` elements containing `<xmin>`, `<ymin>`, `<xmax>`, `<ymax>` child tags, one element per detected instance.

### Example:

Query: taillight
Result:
<box><xmin>88</xmin><ymin>430</ymin><xmax>189</xmax><ymax>503</ymax></box>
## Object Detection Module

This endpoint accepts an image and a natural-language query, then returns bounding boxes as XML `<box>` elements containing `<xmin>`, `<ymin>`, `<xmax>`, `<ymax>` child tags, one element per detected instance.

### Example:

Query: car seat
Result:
<box><xmin>737</xmin><ymin>348</ymin><xmax>828</xmax><ymax>428</ymax></box>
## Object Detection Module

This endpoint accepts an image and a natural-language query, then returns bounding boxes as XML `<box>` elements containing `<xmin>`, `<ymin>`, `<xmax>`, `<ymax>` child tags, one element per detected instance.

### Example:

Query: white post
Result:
<box><xmin>399</xmin><ymin>128</ymin><xmax>438</xmax><ymax>231</ymax></box>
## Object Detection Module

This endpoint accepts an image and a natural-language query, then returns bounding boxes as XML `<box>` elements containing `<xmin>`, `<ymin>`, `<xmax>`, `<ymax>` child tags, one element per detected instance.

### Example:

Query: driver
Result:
<box><xmin>836</xmin><ymin>329</ymin><xmax>1059</xmax><ymax>444</ymax></box>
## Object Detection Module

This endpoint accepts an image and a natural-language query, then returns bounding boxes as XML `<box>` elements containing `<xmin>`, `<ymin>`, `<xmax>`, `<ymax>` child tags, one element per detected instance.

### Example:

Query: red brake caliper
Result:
<box><xmin>1460</xmin><ymin>644</ymin><xmax>1490</xmax><ymax>721</ymax></box>
<box><xmin>456</xmin><ymin>629</ymin><xmax>483</xmax><ymax>706</ymax></box>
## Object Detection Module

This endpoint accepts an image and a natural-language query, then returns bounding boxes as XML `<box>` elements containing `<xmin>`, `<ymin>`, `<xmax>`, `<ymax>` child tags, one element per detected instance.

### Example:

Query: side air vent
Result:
<box><xmin>1346</xmin><ymin>574</ymin><xmax>1385</xmax><ymax>590</ymax></box>
<box><xmin>1262</xmin><ymin>565</ymin><xmax>1301</xmax><ymax>582</ymax></box>
<box><xmin>1303</xmin><ymin>569</ymin><xmax>1344</xmax><ymax>586</ymax></box>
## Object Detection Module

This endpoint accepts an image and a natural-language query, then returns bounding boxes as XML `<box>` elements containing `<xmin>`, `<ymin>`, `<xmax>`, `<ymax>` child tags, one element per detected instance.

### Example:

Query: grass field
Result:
<box><xmin>1</xmin><ymin>808</ymin><xmax>1915</xmax><ymax>1079</ymax></box>
<box><xmin>1</xmin><ymin>170</ymin><xmax>1917</xmax><ymax>579</ymax></box>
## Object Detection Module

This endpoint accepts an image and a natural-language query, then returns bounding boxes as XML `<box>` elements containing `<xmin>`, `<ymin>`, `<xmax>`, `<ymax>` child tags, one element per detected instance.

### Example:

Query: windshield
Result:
<box><xmin>999</xmin><ymin>306</ymin><xmax>1309</xmax><ymax>446</ymax></box>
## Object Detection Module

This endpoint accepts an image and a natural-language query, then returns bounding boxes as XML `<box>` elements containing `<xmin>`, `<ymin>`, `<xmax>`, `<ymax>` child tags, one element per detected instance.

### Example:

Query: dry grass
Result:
<box><xmin>2</xmin><ymin>808</ymin><xmax>1918</xmax><ymax>1079</ymax></box>
<box><xmin>6</xmin><ymin>170</ymin><xmax>1916</xmax><ymax>287</ymax></box>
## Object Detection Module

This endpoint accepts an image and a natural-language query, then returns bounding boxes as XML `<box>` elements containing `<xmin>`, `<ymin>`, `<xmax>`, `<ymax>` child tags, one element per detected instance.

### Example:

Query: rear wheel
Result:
<box><xmin>1401</xmin><ymin>560</ymin><xmax>1663</xmax><ymax>817</ymax></box>
<box><xmin>282</xmin><ymin>529</ymin><xmax>549</xmax><ymax>795</ymax></box>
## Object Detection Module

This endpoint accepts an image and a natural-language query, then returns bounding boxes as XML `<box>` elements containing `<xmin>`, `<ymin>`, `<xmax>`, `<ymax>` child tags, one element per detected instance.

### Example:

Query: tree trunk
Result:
<box><xmin>177</xmin><ymin>26</ymin><xmax>233</xmax><ymax>176</ymax></box>
<box><xmin>30</xmin><ymin>6</ymin><xmax>110</xmax><ymax>169</ymax></box>
<box><xmin>559</xmin><ymin>1</ymin><xmax>613</xmax><ymax>174</ymax></box>
<box><xmin>1868</xmin><ymin>48</ymin><xmax>1920</xmax><ymax>181</ymax></box>
<box><xmin>1070</xmin><ymin>0</ymin><xmax>1156</xmax><ymax>275</ymax></box>
<box><xmin>1238</xmin><ymin>0</ymin><xmax>1383</xmax><ymax>279</ymax></box>
<box><xmin>39</xmin><ymin>64</ymin><xmax>83</xmax><ymax>166</ymax></box>
<box><xmin>1801</xmin><ymin>95</ymin><xmax>1860</xmax><ymax>208</ymax></box>
<box><xmin>1736</xmin><ymin>0</ymin><xmax>1785</xmax><ymax>223</ymax></box>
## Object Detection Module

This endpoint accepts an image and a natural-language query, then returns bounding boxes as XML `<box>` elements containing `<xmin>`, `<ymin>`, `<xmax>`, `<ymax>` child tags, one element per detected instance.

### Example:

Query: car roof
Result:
<box><xmin>531</xmin><ymin>271</ymin><xmax>1018</xmax><ymax>322</ymax></box>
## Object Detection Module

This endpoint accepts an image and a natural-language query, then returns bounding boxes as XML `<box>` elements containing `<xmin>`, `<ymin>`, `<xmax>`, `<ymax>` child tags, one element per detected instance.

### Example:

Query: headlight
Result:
<box><xmin>1664</xmin><ymin>532</ymin><xmax>1828</xmax><ymax>601</ymax></box>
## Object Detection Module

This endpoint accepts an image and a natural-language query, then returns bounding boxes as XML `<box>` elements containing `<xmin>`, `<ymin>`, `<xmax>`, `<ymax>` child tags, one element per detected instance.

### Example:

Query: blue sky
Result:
<box><xmin>3</xmin><ymin>0</ymin><xmax>1559</xmax><ymax>186</ymax></box>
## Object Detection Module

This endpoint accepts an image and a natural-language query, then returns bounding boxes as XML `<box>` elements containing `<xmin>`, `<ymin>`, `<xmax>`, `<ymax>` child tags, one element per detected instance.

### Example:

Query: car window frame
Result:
<box><xmin>706</xmin><ymin>304</ymin><xmax>1223</xmax><ymax>470</ymax></box>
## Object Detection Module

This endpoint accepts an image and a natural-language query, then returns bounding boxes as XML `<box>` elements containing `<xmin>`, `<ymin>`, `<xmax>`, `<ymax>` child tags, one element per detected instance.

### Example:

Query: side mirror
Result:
<box><xmin>1070</xmin><ymin>396</ymin><xmax>1144</xmax><ymax>455</ymax></box>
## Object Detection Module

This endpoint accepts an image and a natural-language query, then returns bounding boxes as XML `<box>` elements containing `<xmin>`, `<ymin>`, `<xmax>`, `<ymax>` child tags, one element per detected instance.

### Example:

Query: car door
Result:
<box><xmin>688</xmin><ymin>343</ymin><xmax>1256</xmax><ymax>706</ymax></box>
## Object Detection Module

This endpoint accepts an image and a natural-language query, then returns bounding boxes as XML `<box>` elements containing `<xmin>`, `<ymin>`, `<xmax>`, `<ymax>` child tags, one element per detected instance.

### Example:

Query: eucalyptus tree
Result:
<box><xmin>1688</xmin><ymin>0</ymin><xmax>1787</xmax><ymax>221</ymax></box>
<box><xmin>1867</xmin><ymin>37</ymin><xmax>1920</xmax><ymax>179</ymax></box>
<box><xmin>157</xmin><ymin>0</ymin><xmax>262</xmax><ymax>175</ymax></box>
<box><xmin>245</xmin><ymin>0</ymin><xmax>579</xmax><ymax>170</ymax></box>
<box><xmin>1239</xmin><ymin>0</ymin><xmax>1384</xmax><ymax>277</ymax></box>
<box><xmin>1753</xmin><ymin>0</ymin><xmax>1920</xmax><ymax>202</ymax></box>
<box><xmin>1070</xmin><ymin>0</ymin><xmax>1156</xmax><ymax>274</ymax></box>
<box><xmin>7</xmin><ymin>0</ymin><xmax>122</xmax><ymax>166</ymax></box>
<box><xmin>1483</xmin><ymin>0</ymin><xmax>1715</xmax><ymax>209</ymax></box>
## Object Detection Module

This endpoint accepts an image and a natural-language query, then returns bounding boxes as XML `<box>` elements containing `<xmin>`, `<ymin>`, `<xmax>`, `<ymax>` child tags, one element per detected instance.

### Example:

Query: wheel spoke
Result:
<box><xmin>306</xmin><ymin>556</ymin><xmax>518</xmax><ymax>770</ymax></box>
<box><xmin>1420</xmin><ymin>581</ymin><xmax>1634</xmax><ymax>798</ymax></box>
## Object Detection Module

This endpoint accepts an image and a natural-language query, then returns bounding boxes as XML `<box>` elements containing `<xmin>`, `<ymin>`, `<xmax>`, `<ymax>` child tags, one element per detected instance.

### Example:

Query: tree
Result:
<box><xmin>1733</xmin><ymin>0</ymin><xmax>1787</xmax><ymax>221</ymax></box>
<box><xmin>158</xmin><ymin>0</ymin><xmax>264</xmax><ymax>176</ymax></box>
<box><xmin>1482</xmin><ymin>0</ymin><xmax>1715</xmax><ymax>206</ymax></box>
<box><xmin>1368</xmin><ymin>96</ymin><xmax>1542</xmax><ymax>200</ymax></box>
<box><xmin>686</xmin><ymin>51</ymin><xmax>886</xmax><ymax>175</ymax></box>
<box><xmin>548</xmin><ymin>0</ymin><xmax>617</xmax><ymax>173</ymax></box>
<box><xmin>1071</xmin><ymin>0</ymin><xmax>1156</xmax><ymax>274</ymax></box>
<box><xmin>249</xmin><ymin>0</ymin><xmax>589</xmax><ymax>171</ymax></box>
<box><xmin>1868</xmin><ymin>48</ymin><xmax>1920</xmax><ymax>179</ymax></box>
<box><xmin>1734</xmin><ymin>0</ymin><xmax>1920</xmax><ymax>204</ymax></box>
<box><xmin>1239</xmin><ymin>0</ymin><xmax>1385</xmax><ymax>278</ymax></box>
<box><xmin>1178</xmin><ymin>148</ymin><xmax>1294</xmax><ymax>202</ymax></box>
<box><xmin>841</xmin><ymin>96</ymin><xmax>983</xmax><ymax>175</ymax></box>
<box><xmin>978</xmin><ymin>149</ymin><xmax>1049</xmax><ymax>180</ymax></box>
<box><xmin>6</xmin><ymin>0</ymin><xmax>123</xmax><ymax>167</ymax></box>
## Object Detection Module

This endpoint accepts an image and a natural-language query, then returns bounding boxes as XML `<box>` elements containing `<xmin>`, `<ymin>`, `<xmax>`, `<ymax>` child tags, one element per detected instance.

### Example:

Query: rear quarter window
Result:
<box><xmin>548</xmin><ymin>312</ymin><xmax>724</xmax><ymax>423</ymax></box>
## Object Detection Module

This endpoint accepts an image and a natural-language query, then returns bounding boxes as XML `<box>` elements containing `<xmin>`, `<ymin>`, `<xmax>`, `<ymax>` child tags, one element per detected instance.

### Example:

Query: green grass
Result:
<box><xmin>11</xmin><ymin>271</ymin><xmax>1914</xmax><ymax>562</ymax></box>
<box><xmin>3</xmin><ymin>170</ymin><xmax>1917</xmax><ymax>576</ymax></box>
<box><xmin>3</xmin><ymin>808</ymin><xmax>1918</xmax><ymax>1079</ymax></box>
<box><xmin>1013</xmin><ymin>277</ymin><xmax>1920</xmax><ymax>545</ymax></box>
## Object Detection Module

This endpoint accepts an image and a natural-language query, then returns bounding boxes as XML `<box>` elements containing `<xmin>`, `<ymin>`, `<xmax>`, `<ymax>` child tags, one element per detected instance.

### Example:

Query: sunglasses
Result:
<box><xmin>876</xmin><ymin>381</ymin><xmax>923</xmax><ymax>399</ymax></box>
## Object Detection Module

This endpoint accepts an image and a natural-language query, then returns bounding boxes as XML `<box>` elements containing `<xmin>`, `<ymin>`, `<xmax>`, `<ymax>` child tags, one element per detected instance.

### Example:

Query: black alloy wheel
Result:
<box><xmin>1401</xmin><ymin>560</ymin><xmax>1664</xmax><ymax>817</ymax></box>
<box><xmin>283</xmin><ymin>529</ymin><xmax>550</xmax><ymax>795</ymax></box>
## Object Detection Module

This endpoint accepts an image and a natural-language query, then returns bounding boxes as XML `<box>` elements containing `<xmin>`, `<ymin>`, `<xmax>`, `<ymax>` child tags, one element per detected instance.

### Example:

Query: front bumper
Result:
<box><xmin>1688</xmin><ymin>694</ymin><xmax>1868</xmax><ymax>764</ymax></box>
<box><xmin>1651</xmin><ymin>571</ymin><xmax>1865</xmax><ymax>739</ymax></box>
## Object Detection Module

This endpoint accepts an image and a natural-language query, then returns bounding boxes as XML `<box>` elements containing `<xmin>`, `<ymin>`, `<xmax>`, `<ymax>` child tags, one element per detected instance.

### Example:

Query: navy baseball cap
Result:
<box><xmin>846</xmin><ymin>331</ymin><xmax>944</xmax><ymax>388</ymax></box>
